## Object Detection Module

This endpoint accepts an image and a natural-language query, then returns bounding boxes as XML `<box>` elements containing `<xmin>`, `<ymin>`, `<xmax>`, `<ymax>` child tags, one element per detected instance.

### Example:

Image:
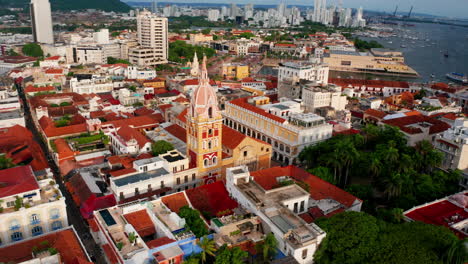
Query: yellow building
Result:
<box><xmin>189</xmin><ymin>33</ymin><xmax>213</xmax><ymax>43</ymax></box>
<box><xmin>184</xmin><ymin>56</ymin><xmax>271</xmax><ymax>183</ymax></box>
<box><xmin>324</xmin><ymin>49</ymin><xmax>419</xmax><ymax>77</ymax></box>
<box><xmin>221</xmin><ymin>63</ymin><xmax>250</xmax><ymax>80</ymax></box>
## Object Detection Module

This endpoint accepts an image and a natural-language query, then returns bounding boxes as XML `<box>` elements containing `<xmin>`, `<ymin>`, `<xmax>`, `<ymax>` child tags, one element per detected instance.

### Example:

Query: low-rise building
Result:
<box><xmin>404</xmin><ymin>191</ymin><xmax>467</xmax><ymax>239</ymax></box>
<box><xmin>223</xmin><ymin>96</ymin><xmax>333</xmax><ymax>164</ymax></box>
<box><xmin>70</xmin><ymin>76</ymin><xmax>114</xmax><ymax>94</ymax></box>
<box><xmin>435</xmin><ymin>124</ymin><xmax>468</xmax><ymax>171</ymax></box>
<box><xmin>74</xmin><ymin>46</ymin><xmax>106</xmax><ymax>65</ymax></box>
<box><xmin>126</xmin><ymin>66</ymin><xmax>157</xmax><ymax>80</ymax></box>
<box><xmin>0</xmin><ymin>56</ymin><xmax>36</xmax><ymax>74</ymax></box>
<box><xmin>226</xmin><ymin>166</ymin><xmax>326</xmax><ymax>264</ymax></box>
<box><xmin>221</xmin><ymin>63</ymin><xmax>249</xmax><ymax>80</ymax></box>
<box><xmin>0</xmin><ymin>166</ymin><xmax>68</xmax><ymax>246</ymax></box>
<box><xmin>302</xmin><ymin>83</ymin><xmax>347</xmax><ymax>112</ymax></box>
<box><xmin>278</xmin><ymin>61</ymin><xmax>329</xmax><ymax>85</ymax></box>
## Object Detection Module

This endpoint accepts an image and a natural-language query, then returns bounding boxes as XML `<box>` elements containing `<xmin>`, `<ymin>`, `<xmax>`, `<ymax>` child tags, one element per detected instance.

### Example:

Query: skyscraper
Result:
<box><xmin>151</xmin><ymin>0</ymin><xmax>157</xmax><ymax>14</ymax></box>
<box><xmin>30</xmin><ymin>0</ymin><xmax>54</xmax><ymax>44</ymax></box>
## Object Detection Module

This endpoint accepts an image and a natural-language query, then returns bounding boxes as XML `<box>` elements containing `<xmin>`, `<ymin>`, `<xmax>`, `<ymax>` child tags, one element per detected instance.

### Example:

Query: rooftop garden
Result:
<box><xmin>68</xmin><ymin>132</ymin><xmax>109</xmax><ymax>152</ymax></box>
<box><xmin>416</xmin><ymin>105</ymin><xmax>443</xmax><ymax>112</ymax></box>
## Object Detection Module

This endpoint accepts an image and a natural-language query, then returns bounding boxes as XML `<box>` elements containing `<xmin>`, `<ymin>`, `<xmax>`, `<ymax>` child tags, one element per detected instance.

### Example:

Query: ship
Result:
<box><xmin>446</xmin><ymin>72</ymin><xmax>468</xmax><ymax>84</ymax></box>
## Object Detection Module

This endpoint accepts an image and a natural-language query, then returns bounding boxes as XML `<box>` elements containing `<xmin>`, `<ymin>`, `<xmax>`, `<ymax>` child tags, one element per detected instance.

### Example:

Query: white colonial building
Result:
<box><xmin>278</xmin><ymin>61</ymin><xmax>329</xmax><ymax>85</ymax></box>
<box><xmin>0</xmin><ymin>166</ymin><xmax>67</xmax><ymax>246</ymax></box>
<box><xmin>226</xmin><ymin>166</ymin><xmax>326</xmax><ymax>264</ymax></box>
<box><xmin>302</xmin><ymin>83</ymin><xmax>347</xmax><ymax>112</ymax></box>
<box><xmin>70</xmin><ymin>76</ymin><xmax>114</xmax><ymax>94</ymax></box>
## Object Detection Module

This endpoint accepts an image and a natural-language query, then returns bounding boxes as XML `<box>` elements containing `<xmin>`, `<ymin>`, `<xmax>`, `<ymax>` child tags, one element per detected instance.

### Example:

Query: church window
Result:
<box><xmin>208</xmin><ymin>107</ymin><xmax>213</xmax><ymax>118</ymax></box>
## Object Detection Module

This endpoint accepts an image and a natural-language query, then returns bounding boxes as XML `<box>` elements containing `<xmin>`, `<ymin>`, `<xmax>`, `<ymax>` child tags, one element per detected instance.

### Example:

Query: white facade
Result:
<box><xmin>70</xmin><ymin>76</ymin><xmax>113</xmax><ymax>94</ymax></box>
<box><xmin>207</xmin><ymin>9</ymin><xmax>220</xmax><ymax>21</ymax></box>
<box><xmin>302</xmin><ymin>85</ymin><xmax>347</xmax><ymax>111</ymax></box>
<box><xmin>30</xmin><ymin>0</ymin><xmax>54</xmax><ymax>44</ymax></box>
<box><xmin>125</xmin><ymin>66</ymin><xmax>157</xmax><ymax>80</ymax></box>
<box><xmin>0</xmin><ymin>169</ymin><xmax>67</xmax><ymax>246</ymax></box>
<box><xmin>93</xmin><ymin>29</ymin><xmax>110</xmax><ymax>45</ymax></box>
<box><xmin>435</xmin><ymin>125</ymin><xmax>468</xmax><ymax>171</ymax></box>
<box><xmin>278</xmin><ymin>62</ymin><xmax>329</xmax><ymax>85</ymax></box>
<box><xmin>74</xmin><ymin>46</ymin><xmax>106</xmax><ymax>65</ymax></box>
<box><xmin>226</xmin><ymin>166</ymin><xmax>326</xmax><ymax>264</ymax></box>
<box><xmin>131</xmin><ymin>9</ymin><xmax>168</xmax><ymax>66</ymax></box>
<box><xmin>109</xmin><ymin>157</ymin><xmax>174</xmax><ymax>202</ymax></box>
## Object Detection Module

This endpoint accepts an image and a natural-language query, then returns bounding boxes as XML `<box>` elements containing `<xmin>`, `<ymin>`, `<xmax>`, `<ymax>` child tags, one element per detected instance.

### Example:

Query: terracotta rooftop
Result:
<box><xmin>329</xmin><ymin>78</ymin><xmax>410</xmax><ymax>89</ymax></box>
<box><xmin>146</xmin><ymin>237</ymin><xmax>176</xmax><ymax>249</ymax></box>
<box><xmin>364</xmin><ymin>109</ymin><xmax>387</xmax><ymax>119</ymax></box>
<box><xmin>251</xmin><ymin>166</ymin><xmax>361</xmax><ymax>208</ymax></box>
<box><xmin>222</xmin><ymin>125</ymin><xmax>268</xmax><ymax>149</ymax></box>
<box><xmin>186</xmin><ymin>181</ymin><xmax>238</xmax><ymax>218</ymax></box>
<box><xmin>382</xmin><ymin>115</ymin><xmax>451</xmax><ymax>135</ymax></box>
<box><xmin>0</xmin><ymin>166</ymin><xmax>38</xmax><ymax>199</ymax></box>
<box><xmin>228</xmin><ymin>97</ymin><xmax>286</xmax><ymax>124</ymax></box>
<box><xmin>0</xmin><ymin>228</ymin><xmax>92</xmax><ymax>264</ymax></box>
<box><xmin>114</xmin><ymin>125</ymin><xmax>151</xmax><ymax>147</ymax></box>
<box><xmin>124</xmin><ymin>210</ymin><xmax>156</xmax><ymax>237</ymax></box>
<box><xmin>24</xmin><ymin>85</ymin><xmax>55</xmax><ymax>93</ymax></box>
<box><xmin>161</xmin><ymin>192</ymin><xmax>190</xmax><ymax>214</ymax></box>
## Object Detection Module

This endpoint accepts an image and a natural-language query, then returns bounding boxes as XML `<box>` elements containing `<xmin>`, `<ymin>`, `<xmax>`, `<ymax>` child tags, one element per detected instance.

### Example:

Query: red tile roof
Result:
<box><xmin>229</xmin><ymin>97</ymin><xmax>286</xmax><ymax>123</ymax></box>
<box><xmin>115</xmin><ymin>125</ymin><xmax>151</xmax><ymax>147</ymax></box>
<box><xmin>0</xmin><ymin>166</ymin><xmax>38</xmax><ymax>198</ymax></box>
<box><xmin>102</xmin><ymin>244</ymin><xmax>119</xmax><ymax>264</ymax></box>
<box><xmin>24</xmin><ymin>85</ymin><xmax>55</xmax><ymax>93</ymax></box>
<box><xmin>55</xmin><ymin>138</ymin><xmax>76</xmax><ymax>161</ymax></box>
<box><xmin>364</xmin><ymin>109</ymin><xmax>387</xmax><ymax>119</ymax></box>
<box><xmin>104</xmin><ymin>114</ymin><xmax>161</xmax><ymax>130</ymax></box>
<box><xmin>39</xmin><ymin>116</ymin><xmax>88</xmax><ymax>138</ymax></box>
<box><xmin>45</xmin><ymin>55</ymin><xmax>61</xmax><ymax>60</ymax></box>
<box><xmin>251</xmin><ymin>166</ymin><xmax>361</xmax><ymax>208</ymax></box>
<box><xmin>182</xmin><ymin>79</ymin><xmax>216</xmax><ymax>86</ymax></box>
<box><xmin>134</xmin><ymin>107</ymin><xmax>155</xmax><ymax>116</ymax></box>
<box><xmin>110</xmin><ymin>168</ymin><xmax>137</xmax><ymax>177</ymax></box>
<box><xmin>405</xmin><ymin>197</ymin><xmax>468</xmax><ymax>238</ymax></box>
<box><xmin>382</xmin><ymin>115</ymin><xmax>451</xmax><ymax>135</ymax></box>
<box><xmin>222</xmin><ymin>125</ymin><xmax>268</xmax><ymax>149</ymax></box>
<box><xmin>275</xmin><ymin>43</ymin><xmax>296</xmax><ymax>47</ymax></box>
<box><xmin>165</xmin><ymin>124</ymin><xmax>187</xmax><ymax>142</ymax></box>
<box><xmin>45</xmin><ymin>68</ymin><xmax>64</xmax><ymax>74</ymax></box>
<box><xmin>186</xmin><ymin>181</ymin><xmax>238</xmax><ymax>217</ymax></box>
<box><xmin>124</xmin><ymin>210</ymin><xmax>156</xmax><ymax>237</ymax></box>
<box><xmin>329</xmin><ymin>78</ymin><xmax>410</xmax><ymax>88</ymax></box>
<box><xmin>146</xmin><ymin>237</ymin><xmax>176</xmax><ymax>249</ymax></box>
<box><xmin>0</xmin><ymin>228</ymin><xmax>92</xmax><ymax>264</ymax></box>
<box><xmin>161</xmin><ymin>192</ymin><xmax>190</xmax><ymax>214</ymax></box>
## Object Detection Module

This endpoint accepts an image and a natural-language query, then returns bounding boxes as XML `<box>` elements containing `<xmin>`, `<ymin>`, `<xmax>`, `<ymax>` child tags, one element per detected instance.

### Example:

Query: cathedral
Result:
<box><xmin>170</xmin><ymin>55</ymin><xmax>272</xmax><ymax>183</ymax></box>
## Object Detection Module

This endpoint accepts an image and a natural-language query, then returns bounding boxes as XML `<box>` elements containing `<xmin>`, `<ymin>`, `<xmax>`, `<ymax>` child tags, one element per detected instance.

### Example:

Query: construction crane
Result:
<box><xmin>393</xmin><ymin>5</ymin><xmax>398</xmax><ymax>17</ymax></box>
<box><xmin>407</xmin><ymin>6</ymin><xmax>413</xmax><ymax>18</ymax></box>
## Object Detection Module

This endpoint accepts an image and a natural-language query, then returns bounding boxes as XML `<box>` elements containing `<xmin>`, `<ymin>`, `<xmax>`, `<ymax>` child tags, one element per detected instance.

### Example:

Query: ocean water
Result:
<box><xmin>359</xmin><ymin>22</ymin><xmax>468</xmax><ymax>83</ymax></box>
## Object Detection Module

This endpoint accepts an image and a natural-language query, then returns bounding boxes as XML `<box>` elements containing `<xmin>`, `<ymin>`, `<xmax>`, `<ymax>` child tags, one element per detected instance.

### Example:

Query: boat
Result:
<box><xmin>400</xmin><ymin>44</ymin><xmax>407</xmax><ymax>48</ymax></box>
<box><xmin>430</xmin><ymin>73</ymin><xmax>435</xmax><ymax>78</ymax></box>
<box><xmin>446</xmin><ymin>72</ymin><xmax>468</xmax><ymax>84</ymax></box>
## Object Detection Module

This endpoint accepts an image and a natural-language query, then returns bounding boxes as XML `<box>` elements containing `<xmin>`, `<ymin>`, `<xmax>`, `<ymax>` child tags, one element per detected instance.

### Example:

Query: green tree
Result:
<box><xmin>7</xmin><ymin>49</ymin><xmax>19</xmax><ymax>56</ymax></box>
<box><xmin>0</xmin><ymin>154</ymin><xmax>14</xmax><ymax>169</ymax></box>
<box><xmin>308</xmin><ymin>166</ymin><xmax>336</xmax><ymax>184</ymax></box>
<box><xmin>215</xmin><ymin>245</ymin><xmax>247</xmax><ymax>264</ymax></box>
<box><xmin>201</xmin><ymin>28</ymin><xmax>211</xmax><ymax>35</ymax></box>
<box><xmin>22</xmin><ymin>43</ymin><xmax>44</xmax><ymax>58</ymax></box>
<box><xmin>315</xmin><ymin>212</ymin><xmax>379</xmax><ymax>264</ymax></box>
<box><xmin>178</xmin><ymin>206</ymin><xmax>208</xmax><ymax>238</ymax></box>
<box><xmin>256</xmin><ymin>232</ymin><xmax>278</xmax><ymax>263</ymax></box>
<box><xmin>198</xmin><ymin>236</ymin><xmax>216</xmax><ymax>264</ymax></box>
<box><xmin>111</xmin><ymin>31</ymin><xmax>121</xmax><ymax>37</ymax></box>
<box><xmin>107</xmin><ymin>57</ymin><xmax>130</xmax><ymax>65</ymax></box>
<box><xmin>442</xmin><ymin>238</ymin><xmax>468</xmax><ymax>264</ymax></box>
<box><xmin>151</xmin><ymin>140</ymin><xmax>174</xmax><ymax>156</ymax></box>
<box><xmin>383</xmin><ymin>172</ymin><xmax>405</xmax><ymax>200</ymax></box>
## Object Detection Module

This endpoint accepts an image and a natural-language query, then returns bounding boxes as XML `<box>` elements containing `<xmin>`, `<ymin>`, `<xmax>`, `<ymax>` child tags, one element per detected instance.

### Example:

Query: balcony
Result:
<box><xmin>10</xmin><ymin>225</ymin><xmax>20</xmax><ymax>231</ymax></box>
<box><xmin>51</xmin><ymin>214</ymin><xmax>60</xmax><ymax>220</ymax></box>
<box><xmin>31</xmin><ymin>219</ymin><xmax>41</xmax><ymax>225</ymax></box>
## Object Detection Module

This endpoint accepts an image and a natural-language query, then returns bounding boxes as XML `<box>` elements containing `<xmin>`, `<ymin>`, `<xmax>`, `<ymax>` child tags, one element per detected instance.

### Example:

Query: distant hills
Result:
<box><xmin>0</xmin><ymin>0</ymin><xmax>131</xmax><ymax>12</ymax></box>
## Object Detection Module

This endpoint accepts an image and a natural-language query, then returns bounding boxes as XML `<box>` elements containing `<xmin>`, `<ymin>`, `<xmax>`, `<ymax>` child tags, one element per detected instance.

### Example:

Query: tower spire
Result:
<box><xmin>200</xmin><ymin>55</ymin><xmax>209</xmax><ymax>85</ymax></box>
<box><xmin>190</xmin><ymin>54</ymin><xmax>219</xmax><ymax>118</ymax></box>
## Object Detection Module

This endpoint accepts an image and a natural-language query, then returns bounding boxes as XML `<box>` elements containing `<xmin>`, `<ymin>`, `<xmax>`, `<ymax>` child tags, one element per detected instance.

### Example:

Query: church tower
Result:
<box><xmin>190</xmin><ymin>52</ymin><xmax>199</xmax><ymax>77</ymax></box>
<box><xmin>187</xmin><ymin>55</ymin><xmax>223</xmax><ymax>183</ymax></box>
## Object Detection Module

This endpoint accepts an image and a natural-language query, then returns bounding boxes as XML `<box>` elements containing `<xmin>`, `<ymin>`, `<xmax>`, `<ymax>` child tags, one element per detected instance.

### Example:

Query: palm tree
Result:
<box><xmin>443</xmin><ymin>238</ymin><xmax>467</xmax><ymax>264</ymax></box>
<box><xmin>383</xmin><ymin>173</ymin><xmax>404</xmax><ymax>200</ymax></box>
<box><xmin>198</xmin><ymin>236</ymin><xmax>216</xmax><ymax>264</ymax></box>
<box><xmin>391</xmin><ymin>208</ymin><xmax>404</xmax><ymax>223</ymax></box>
<box><xmin>368</xmin><ymin>154</ymin><xmax>382</xmax><ymax>180</ymax></box>
<box><xmin>257</xmin><ymin>232</ymin><xmax>278</xmax><ymax>263</ymax></box>
<box><xmin>336</xmin><ymin>140</ymin><xmax>359</xmax><ymax>186</ymax></box>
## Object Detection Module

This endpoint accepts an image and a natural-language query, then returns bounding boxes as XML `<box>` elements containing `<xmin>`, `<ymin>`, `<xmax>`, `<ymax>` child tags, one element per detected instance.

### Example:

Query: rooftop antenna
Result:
<box><xmin>393</xmin><ymin>5</ymin><xmax>398</xmax><ymax>17</ymax></box>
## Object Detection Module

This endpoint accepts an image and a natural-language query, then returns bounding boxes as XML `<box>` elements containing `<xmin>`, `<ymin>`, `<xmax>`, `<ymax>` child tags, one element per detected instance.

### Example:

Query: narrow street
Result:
<box><xmin>15</xmin><ymin>81</ymin><xmax>106</xmax><ymax>264</ymax></box>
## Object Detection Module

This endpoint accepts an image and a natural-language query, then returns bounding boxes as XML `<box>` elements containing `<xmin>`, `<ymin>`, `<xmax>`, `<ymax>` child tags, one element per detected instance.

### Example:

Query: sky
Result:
<box><xmin>133</xmin><ymin>0</ymin><xmax>468</xmax><ymax>19</ymax></box>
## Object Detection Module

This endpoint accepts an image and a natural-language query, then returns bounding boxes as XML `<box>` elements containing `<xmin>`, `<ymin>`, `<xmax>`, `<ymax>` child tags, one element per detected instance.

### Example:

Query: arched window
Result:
<box><xmin>204</xmin><ymin>159</ymin><xmax>209</xmax><ymax>167</ymax></box>
<box><xmin>208</xmin><ymin>107</ymin><xmax>213</xmax><ymax>118</ymax></box>
<box><xmin>212</xmin><ymin>156</ymin><xmax>217</xmax><ymax>165</ymax></box>
<box><xmin>11</xmin><ymin>232</ymin><xmax>23</xmax><ymax>242</ymax></box>
<box><xmin>51</xmin><ymin>221</ymin><xmax>62</xmax><ymax>231</ymax></box>
<box><xmin>31</xmin><ymin>226</ymin><xmax>43</xmax><ymax>236</ymax></box>
<box><xmin>208</xmin><ymin>141</ymin><xmax>212</xmax><ymax>149</ymax></box>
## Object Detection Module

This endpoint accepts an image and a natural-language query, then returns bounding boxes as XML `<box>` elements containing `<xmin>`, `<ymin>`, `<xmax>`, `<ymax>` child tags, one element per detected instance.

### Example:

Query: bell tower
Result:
<box><xmin>187</xmin><ymin>55</ymin><xmax>223</xmax><ymax>183</ymax></box>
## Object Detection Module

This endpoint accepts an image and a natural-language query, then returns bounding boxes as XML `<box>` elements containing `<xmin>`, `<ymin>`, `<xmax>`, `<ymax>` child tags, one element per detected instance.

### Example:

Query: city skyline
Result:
<box><xmin>128</xmin><ymin>0</ymin><xmax>468</xmax><ymax>19</ymax></box>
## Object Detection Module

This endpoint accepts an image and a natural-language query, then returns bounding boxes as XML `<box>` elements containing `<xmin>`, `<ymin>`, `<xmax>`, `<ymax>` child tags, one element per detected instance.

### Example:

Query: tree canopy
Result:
<box><xmin>178</xmin><ymin>206</ymin><xmax>208</xmax><ymax>238</ymax></box>
<box><xmin>353</xmin><ymin>37</ymin><xmax>384</xmax><ymax>51</ymax></box>
<box><xmin>314</xmin><ymin>211</ymin><xmax>464</xmax><ymax>264</ymax></box>
<box><xmin>168</xmin><ymin>40</ymin><xmax>216</xmax><ymax>64</ymax></box>
<box><xmin>22</xmin><ymin>43</ymin><xmax>44</xmax><ymax>58</ymax></box>
<box><xmin>151</xmin><ymin>140</ymin><xmax>174</xmax><ymax>156</ymax></box>
<box><xmin>107</xmin><ymin>57</ymin><xmax>131</xmax><ymax>65</ymax></box>
<box><xmin>300</xmin><ymin>124</ymin><xmax>461</xmax><ymax>212</ymax></box>
<box><xmin>214</xmin><ymin>245</ymin><xmax>248</xmax><ymax>264</ymax></box>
